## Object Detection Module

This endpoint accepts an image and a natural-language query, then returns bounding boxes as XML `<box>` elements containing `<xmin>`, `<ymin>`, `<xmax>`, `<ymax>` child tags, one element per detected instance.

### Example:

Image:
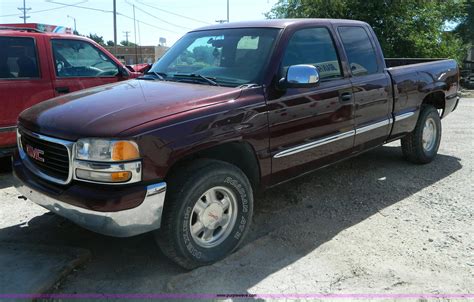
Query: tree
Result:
<box><xmin>192</xmin><ymin>46</ymin><xmax>214</xmax><ymax>64</ymax></box>
<box><xmin>266</xmin><ymin>0</ymin><xmax>467</xmax><ymax>63</ymax></box>
<box><xmin>120</xmin><ymin>40</ymin><xmax>137</xmax><ymax>46</ymax></box>
<box><xmin>455</xmin><ymin>0</ymin><xmax>474</xmax><ymax>44</ymax></box>
<box><xmin>106</xmin><ymin>40</ymin><xmax>115</xmax><ymax>46</ymax></box>
<box><xmin>87</xmin><ymin>33</ymin><xmax>105</xmax><ymax>46</ymax></box>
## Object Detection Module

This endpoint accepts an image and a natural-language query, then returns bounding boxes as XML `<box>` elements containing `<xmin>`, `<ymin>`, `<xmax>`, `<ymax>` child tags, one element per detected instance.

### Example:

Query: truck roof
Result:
<box><xmin>0</xmin><ymin>28</ymin><xmax>94</xmax><ymax>42</ymax></box>
<box><xmin>191</xmin><ymin>18</ymin><xmax>369</xmax><ymax>32</ymax></box>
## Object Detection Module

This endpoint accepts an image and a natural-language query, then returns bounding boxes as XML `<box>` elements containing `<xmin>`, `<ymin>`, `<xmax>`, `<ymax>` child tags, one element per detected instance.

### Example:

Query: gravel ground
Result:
<box><xmin>0</xmin><ymin>98</ymin><xmax>472</xmax><ymax>297</ymax></box>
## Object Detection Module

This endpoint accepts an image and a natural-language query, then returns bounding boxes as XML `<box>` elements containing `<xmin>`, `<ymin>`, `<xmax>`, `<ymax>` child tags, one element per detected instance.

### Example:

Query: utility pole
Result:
<box><xmin>133</xmin><ymin>4</ymin><xmax>138</xmax><ymax>64</ymax></box>
<box><xmin>113</xmin><ymin>0</ymin><xmax>117</xmax><ymax>54</ymax></box>
<box><xmin>67</xmin><ymin>15</ymin><xmax>77</xmax><ymax>34</ymax></box>
<box><xmin>227</xmin><ymin>0</ymin><xmax>229</xmax><ymax>22</ymax></box>
<box><xmin>123</xmin><ymin>31</ymin><xmax>130</xmax><ymax>44</ymax></box>
<box><xmin>137</xmin><ymin>21</ymin><xmax>142</xmax><ymax>63</ymax></box>
<box><xmin>18</xmin><ymin>0</ymin><xmax>31</xmax><ymax>24</ymax></box>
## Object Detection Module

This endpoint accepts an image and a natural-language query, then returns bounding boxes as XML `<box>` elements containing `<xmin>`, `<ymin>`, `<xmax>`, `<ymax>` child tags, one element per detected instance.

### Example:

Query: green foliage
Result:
<box><xmin>87</xmin><ymin>33</ymin><xmax>105</xmax><ymax>46</ymax></box>
<box><xmin>455</xmin><ymin>0</ymin><xmax>474</xmax><ymax>44</ymax></box>
<box><xmin>192</xmin><ymin>46</ymin><xmax>215</xmax><ymax>64</ymax></box>
<box><xmin>266</xmin><ymin>0</ymin><xmax>468</xmax><ymax>64</ymax></box>
<box><xmin>120</xmin><ymin>40</ymin><xmax>137</xmax><ymax>47</ymax></box>
<box><xmin>106</xmin><ymin>40</ymin><xmax>115</xmax><ymax>46</ymax></box>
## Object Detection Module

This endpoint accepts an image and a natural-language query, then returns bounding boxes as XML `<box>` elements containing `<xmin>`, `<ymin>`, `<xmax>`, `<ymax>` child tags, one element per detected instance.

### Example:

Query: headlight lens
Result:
<box><xmin>76</xmin><ymin>139</ymin><xmax>139</xmax><ymax>162</ymax></box>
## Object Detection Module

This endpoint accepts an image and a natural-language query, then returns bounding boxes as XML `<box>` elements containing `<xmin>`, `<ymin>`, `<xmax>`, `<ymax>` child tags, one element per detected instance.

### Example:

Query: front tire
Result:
<box><xmin>401</xmin><ymin>105</ymin><xmax>442</xmax><ymax>164</ymax></box>
<box><xmin>155</xmin><ymin>159</ymin><xmax>253</xmax><ymax>269</ymax></box>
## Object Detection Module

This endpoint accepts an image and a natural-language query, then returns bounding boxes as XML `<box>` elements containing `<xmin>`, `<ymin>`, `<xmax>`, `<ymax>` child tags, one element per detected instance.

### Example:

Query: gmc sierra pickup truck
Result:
<box><xmin>13</xmin><ymin>19</ymin><xmax>460</xmax><ymax>269</ymax></box>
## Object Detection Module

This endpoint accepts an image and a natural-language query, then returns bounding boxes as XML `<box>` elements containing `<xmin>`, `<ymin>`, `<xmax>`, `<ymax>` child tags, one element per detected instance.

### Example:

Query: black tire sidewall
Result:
<box><xmin>417</xmin><ymin>106</ymin><xmax>442</xmax><ymax>161</ymax></box>
<box><xmin>170</xmin><ymin>165</ymin><xmax>253</xmax><ymax>265</ymax></box>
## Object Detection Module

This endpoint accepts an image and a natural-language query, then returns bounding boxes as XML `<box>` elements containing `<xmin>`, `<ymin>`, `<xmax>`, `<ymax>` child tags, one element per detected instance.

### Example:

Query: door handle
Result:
<box><xmin>55</xmin><ymin>87</ymin><xmax>70</xmax><ymax>94</ymax></box>
<box><xmin>340</xmin><ymin>92</ymin><xmax>352</xmax><ymax>102</ymax></box>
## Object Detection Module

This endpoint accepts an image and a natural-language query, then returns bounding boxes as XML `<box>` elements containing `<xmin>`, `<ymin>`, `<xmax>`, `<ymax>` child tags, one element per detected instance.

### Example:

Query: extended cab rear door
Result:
<box><xmin>48</xmin><ymin>37</ymin><xmax>127</xmax><ymax>95</ymax></box>
<box><xmin>335</xmin><ymin>25</ymin><xmax>393</xmax><ymax>151</ymax></box>
<box><xmin>0</xmin><ymin>34</ymin><xmax>54</xmax><ymax>149</ymax></box>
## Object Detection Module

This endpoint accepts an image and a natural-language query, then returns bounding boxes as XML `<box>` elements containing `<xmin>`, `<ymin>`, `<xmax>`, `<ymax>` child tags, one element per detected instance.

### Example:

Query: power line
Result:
<box><xmin>18</xmin><ymin>0</ymin><xmax>31</xmax><ymax>23</ymax></box>
<box><xmin>45</xmin><ymin>0</ymin><xmax>113</xmax><ymax>13</ymax></box>
<box><xmin>135</xmin><ymin>0</ymin><xmax>211</xmax><ymax>25</ymax></box>
<box><xmin>125</xmin><ymin>1</ymin><xmax>192</xmax><ymax>31</ymax></box>
<box><xmin>117</xmin><ymin>12</ymin><xmax>181</xmax><ymax>34</ymax></box>
<box><xmin>0</xmin><ymin>0</ymin><xmax>182</xmax><ymax>35</ymax></box>
<box><xmin>33</xmin><ymin>0</ymin><xmax>182</xmax><ymax>34</ymax></box>
<box><xmin>0</xmin><ymin>1</ymin><xmax>87</xmax><ymax>18</ymax></box>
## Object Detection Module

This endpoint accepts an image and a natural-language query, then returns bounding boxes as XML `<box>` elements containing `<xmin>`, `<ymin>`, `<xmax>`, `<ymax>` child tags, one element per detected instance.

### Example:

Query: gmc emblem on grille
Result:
<box><xmin>26</xmin><ymin>145</ymin><xmax>45</xmax><ymax>162</ymax></box>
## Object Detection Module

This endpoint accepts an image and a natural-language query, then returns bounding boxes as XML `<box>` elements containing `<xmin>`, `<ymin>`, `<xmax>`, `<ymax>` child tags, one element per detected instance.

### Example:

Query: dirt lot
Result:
<box><xmin>0</xmin><ymin>99</ymin><xmax>473</xmax><ymax>297</ymax></box>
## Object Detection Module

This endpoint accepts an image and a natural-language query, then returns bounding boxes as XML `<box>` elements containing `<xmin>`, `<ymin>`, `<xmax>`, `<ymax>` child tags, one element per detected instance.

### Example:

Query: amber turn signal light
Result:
<box><xmin>112</xmin><ymin>141</ymin><xmax>140</xmax><ymax>161</ymax></box>
<box><xmin>111</xmin><ymin>171</ymin><xmax>132</xmax><ymax>182</ymax></box>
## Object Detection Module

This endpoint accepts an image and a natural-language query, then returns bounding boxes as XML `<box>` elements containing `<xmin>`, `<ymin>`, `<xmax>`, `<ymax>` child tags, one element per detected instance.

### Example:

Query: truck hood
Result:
<box><xmin>19</xmin><ymin>80</ymin><xmax>242</xmax><ymax>141</ymax></box>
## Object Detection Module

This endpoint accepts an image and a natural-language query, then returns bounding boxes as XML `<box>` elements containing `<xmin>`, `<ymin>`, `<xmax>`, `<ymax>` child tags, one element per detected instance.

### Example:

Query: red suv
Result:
<box><xmin>0</xmin><ymin>25</ymin><xmax>140</xmax><ymax>157</ymax></box>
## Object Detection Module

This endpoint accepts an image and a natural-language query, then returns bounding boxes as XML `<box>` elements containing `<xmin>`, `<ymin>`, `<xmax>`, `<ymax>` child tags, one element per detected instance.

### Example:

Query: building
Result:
<box><xmin>105</xmin><ymin>45</ymin><xmax>168</xmax><ymax>65</ymax></box>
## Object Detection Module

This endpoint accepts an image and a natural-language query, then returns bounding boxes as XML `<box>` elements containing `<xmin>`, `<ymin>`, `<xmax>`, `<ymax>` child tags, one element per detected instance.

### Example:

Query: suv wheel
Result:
<box><xmin>401</xmin><ymin>105</ymin><xmax>442</xmax><ymax>164</ymax></box>
<box><xmin>155</xmin><ymin>159</ymin><xmax>253</xmax><ymax>269</ymax></box>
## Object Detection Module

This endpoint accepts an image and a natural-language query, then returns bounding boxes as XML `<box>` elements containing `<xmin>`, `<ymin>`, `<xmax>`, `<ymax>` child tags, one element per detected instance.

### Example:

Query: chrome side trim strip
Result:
<box><xmin>0</xmin><ymin>126</ymin><xmax>17</xmax><ymax>133</ymax></box>
<box><xmin>273</xmin><ymin>112</ymin><xmax>415</xmax><ymax>159</ymax></box>
<box><xmin>274</xmin><ymin>130</ymin><xmax>355</xmax><ymax>158</ymax></box>
<box><xmin>395</xmin><ymin>111</ymin><xmax>415</xmax><ymax>121</ymax></box>
<box><xmin>356</xmin><ymin>118</ymin><xmax>391</xmax><ymax>135</ymax></box>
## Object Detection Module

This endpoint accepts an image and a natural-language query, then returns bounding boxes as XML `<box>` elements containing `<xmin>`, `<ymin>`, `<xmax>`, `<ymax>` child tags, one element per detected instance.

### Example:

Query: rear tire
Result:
<box><xmin>155</xmin><ymin>159</ymin><xmax>253</xmax><ymax>269</ymax></box>
<box><xmin>401</xmin><ymin>105</ymin><xmax>441</xmax><ymax>164</ymax></box>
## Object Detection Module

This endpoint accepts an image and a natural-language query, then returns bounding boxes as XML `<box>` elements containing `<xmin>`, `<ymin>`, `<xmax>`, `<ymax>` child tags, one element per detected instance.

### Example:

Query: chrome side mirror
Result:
<box><xmin>280</xmin><ymin>64</ymin><xmax>320</xmax><ymax>89</ymax></box>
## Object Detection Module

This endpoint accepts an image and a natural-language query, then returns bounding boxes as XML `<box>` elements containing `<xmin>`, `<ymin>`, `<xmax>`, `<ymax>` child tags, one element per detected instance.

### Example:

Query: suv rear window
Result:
<box><xmin>0</xmin><ymin>37</ymin><xmax>39</xmax><ymax>79</ymax></box>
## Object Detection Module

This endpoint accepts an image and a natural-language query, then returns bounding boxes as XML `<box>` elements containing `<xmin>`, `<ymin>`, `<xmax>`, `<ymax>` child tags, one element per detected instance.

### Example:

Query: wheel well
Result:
<box><xmin>422</xmin><ymin>91</ymin><xmax>445</xmax><ymax>112</ymax></box>
<box><xmin>167</xmin><ymin>142</ymin><xmax>261</xmax><ymax>191</ymax></box>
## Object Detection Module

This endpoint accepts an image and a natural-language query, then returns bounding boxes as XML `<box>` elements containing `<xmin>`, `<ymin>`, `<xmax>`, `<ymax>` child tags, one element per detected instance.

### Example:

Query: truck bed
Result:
<box><xmin>385</xmin><ymin>58</ymin><xmax>459</xmax><ymax>139</ymax></box>
<box><xmin>385</xmin><ymin>58</ymin><xmax>447</xmax><ymax>68</ymax></box>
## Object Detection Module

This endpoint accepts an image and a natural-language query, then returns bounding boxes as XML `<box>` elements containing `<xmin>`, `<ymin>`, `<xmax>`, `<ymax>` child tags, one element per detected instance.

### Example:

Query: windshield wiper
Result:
<box><xmin>137</xmin><ymin>71</ymin><xmax>166</xmax><ymax>81</ymax></box>
<box><xmin>172</xmin><ymin>73</ymin><xmax>219</xmax><ymax>86</ymax></box>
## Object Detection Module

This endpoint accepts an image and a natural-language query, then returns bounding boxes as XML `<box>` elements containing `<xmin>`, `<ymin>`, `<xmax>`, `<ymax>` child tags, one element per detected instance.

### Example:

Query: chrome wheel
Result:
<box><xmin>189</xmin><ymin>186</ymin><xmax>238</xmax><ymax>248</ymax></box>
<box><xmin>422</xmin><ymin>117</ymin><xmax>437</xmax><ymax>152</ymax></box>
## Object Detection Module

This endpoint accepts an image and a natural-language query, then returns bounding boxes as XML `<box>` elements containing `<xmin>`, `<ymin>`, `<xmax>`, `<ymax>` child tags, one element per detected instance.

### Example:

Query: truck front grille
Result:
<box><xmin>19</xmin><ymin>128</ymin><xmax>72</xmax><ymax>184</ymax></box>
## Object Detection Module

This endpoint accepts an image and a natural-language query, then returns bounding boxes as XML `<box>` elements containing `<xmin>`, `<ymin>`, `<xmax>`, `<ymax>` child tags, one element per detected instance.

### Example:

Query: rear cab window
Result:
<box><xmin>0</xmin><ymin>36</ymin><xmax>40</xmax><ymax>79</ymax></box>
<box><xmin>337</xmin><ymin>26</ymin><xmax>379</xmax><ymax>76</ymax></box>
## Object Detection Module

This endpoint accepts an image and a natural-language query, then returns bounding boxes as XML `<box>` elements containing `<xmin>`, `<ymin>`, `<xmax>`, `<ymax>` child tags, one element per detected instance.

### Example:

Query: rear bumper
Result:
<box><xmin>443</xmin><ymin>93</ymin><xmax>460</xmax><ymax>118</ymax></box>
<box><xmin>13</xmin><ymin>154</ymin><xmax>167</xmax><ymax>237</ymax></box>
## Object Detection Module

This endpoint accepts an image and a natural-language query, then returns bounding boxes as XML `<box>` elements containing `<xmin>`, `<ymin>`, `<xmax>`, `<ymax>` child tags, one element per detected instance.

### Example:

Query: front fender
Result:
<box><xmin>132</xmin><ymin>87</ymin><xmax>269</xmax><ymax>182</ymax></box>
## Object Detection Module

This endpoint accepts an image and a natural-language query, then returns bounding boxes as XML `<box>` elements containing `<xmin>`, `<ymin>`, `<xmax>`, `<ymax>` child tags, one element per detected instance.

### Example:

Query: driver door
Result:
<box><xmin>268</xmin><ymin>27</ymin><xmax>355</xmax><ymax>184</ymax></box>
<box><xmin>50</xmin><ymin>38</ymin><xmax>122</xmax><ymax>95</ymax></box>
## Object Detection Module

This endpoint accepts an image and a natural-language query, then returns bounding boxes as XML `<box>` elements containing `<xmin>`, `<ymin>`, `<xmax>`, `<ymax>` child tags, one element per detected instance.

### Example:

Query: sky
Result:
<box><xmin>0</xmin><ymin>0</ymin><xmax>279</xmax><ymax>46</ymax></box>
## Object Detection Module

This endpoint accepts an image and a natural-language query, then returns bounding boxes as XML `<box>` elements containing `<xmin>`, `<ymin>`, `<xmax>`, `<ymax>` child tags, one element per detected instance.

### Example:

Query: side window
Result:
<box><xmin>282</xmin><ymin>27</ymin><xmax>342</xmax><ymax>80</ymax></box>
<box><xmin>0</xmin><ymin>37</ymin><xmax>39</xmax><ymax>79</ymax></box>
<box><xmin>51</xmin><ymin>39</ymin><xmax>119</xmax><ymax>77</ymax></box>
<box><xmin>338</xmin><ymin>26</ymin><xmax>379</xmax><ymax>76</ymax></box>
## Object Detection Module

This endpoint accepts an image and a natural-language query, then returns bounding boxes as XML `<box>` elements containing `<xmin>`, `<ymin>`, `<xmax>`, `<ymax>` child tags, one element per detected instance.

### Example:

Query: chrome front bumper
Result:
<box><xmin>15</xmin><ymin>180</ymin><xmax>167</xmax><ymax>237</ymax></box>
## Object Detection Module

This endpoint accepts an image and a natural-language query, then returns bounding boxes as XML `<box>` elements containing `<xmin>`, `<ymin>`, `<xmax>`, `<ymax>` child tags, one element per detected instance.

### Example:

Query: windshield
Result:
<box><xmin>149</xmin><ymin>28</ymin><xmax>280</xmax><ymax>87</ymax></box>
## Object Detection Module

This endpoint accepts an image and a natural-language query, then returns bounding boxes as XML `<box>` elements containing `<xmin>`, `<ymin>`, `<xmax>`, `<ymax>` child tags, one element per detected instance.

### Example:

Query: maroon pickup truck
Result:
<box><xmin>13</xmin><ymin>19</ymin><xmax>460</xmax><ymax>269</ymax></box>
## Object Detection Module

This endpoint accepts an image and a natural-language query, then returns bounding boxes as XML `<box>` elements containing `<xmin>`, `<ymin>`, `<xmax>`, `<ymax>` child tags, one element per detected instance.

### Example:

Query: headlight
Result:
<box><xmin>76</xmin><ymin>139</ymin><xmax>140</xmax><ymax>162</ymax></box>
